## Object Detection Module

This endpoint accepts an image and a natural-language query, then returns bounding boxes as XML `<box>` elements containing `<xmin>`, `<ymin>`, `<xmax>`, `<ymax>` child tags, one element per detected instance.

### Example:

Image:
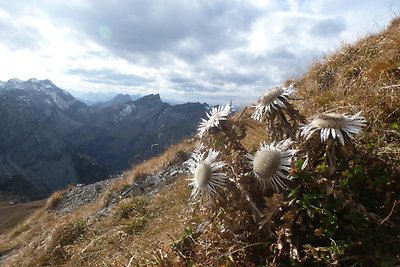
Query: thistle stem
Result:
<box><xmin>326</xmin><ymin>138</ymin><xmax>336</xmax><ymax>176</ymax></box>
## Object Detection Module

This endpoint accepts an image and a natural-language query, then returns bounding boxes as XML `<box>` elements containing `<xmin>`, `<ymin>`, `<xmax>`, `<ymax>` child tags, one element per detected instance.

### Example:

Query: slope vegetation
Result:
<box><xmin>0</xmin><ymin>18</ymin><xmax>399</xmax><ymax>267</ymax></box>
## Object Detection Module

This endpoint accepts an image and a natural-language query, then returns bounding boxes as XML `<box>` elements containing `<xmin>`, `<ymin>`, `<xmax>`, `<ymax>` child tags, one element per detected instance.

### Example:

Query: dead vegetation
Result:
<box><xmin>45</xmin><ymin>189</ymin><xmax>68</xmax><ymax>210</ymax></box>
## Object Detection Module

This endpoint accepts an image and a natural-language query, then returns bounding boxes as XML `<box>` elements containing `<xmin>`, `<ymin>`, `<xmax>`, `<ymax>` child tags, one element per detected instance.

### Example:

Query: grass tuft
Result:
<box><xmin>45</xmin><ymin>189</ymin><xmax>66</xmax><ymax>210</ymax></box>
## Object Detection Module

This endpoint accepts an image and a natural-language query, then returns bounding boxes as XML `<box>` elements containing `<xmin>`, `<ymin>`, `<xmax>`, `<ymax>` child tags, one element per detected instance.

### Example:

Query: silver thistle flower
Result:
<box><xmin>301</xmin><ymin>112</ymin><xmax>366</xmax><ymax>146</ymax></box>
<box><xmin>187</xmin><ymin>149</ymin><xmax>226</xmax><ymax>199</ymax></box>
<box><xmin>247</xmin><ymin>139</ymin><xmax>297</xmax><ymax>192</ymax></box>
<box><xmin>197</xmin><ymin>103</ymin><xmax>231</xmax><ymax>138</ymax></box>
<box><xmin>251</xmin><ymin>85</ymin><xmax>296</xmax><ymax>121</ymax></box>
<box><xmin>192</xmin><ymin>142</ymin><xmax>206</xmax><ymax>156</ymax></box>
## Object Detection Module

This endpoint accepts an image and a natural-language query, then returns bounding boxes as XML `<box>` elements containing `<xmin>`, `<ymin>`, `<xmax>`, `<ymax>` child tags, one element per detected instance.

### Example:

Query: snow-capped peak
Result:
<box><xmin>8</xmin><ymin>78</ymin><xmax>24</xmax><ymax>84</ymax></box>
<box><xmin>28</xmin><ymin>78</ymin><xmax>39</xmax><ymax>83</ymax></box>
<box><xmin>2</xmin><ymin>78</ymin><xmax>77</xmax><ymax>110</ymax></box>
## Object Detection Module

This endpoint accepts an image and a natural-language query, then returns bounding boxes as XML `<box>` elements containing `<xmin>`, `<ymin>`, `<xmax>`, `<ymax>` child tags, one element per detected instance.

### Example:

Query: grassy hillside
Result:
<box><xmin>0</xmin><ymin>200</ymin><xmax>45</xmax><ymax>235</ymax></box>
<box><xmin>1</xmin><ymin>18</ymin><xmax>399</xmax><ymax>266</ymax></box>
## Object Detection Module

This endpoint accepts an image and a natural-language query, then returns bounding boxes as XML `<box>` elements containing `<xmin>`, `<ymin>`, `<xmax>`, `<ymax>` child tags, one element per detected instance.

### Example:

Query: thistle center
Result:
<box><xmin>194</xmin><ymin>163</ymin><xmax>212</xmax><ymax>189</ymax></box>
<box><xmin>260</xmin><ymin>87</ymin><xmax>284</xmax><ymax>106</ymax></box>
<box><xmin>253</xmin><ymin>149</ymin><xmax>282</xmax><ymax>179</ymax></box>
<box><xmin>315</xmin><ymin>113</ymin><xmax>347</xmax><ymax>129</ymax></box>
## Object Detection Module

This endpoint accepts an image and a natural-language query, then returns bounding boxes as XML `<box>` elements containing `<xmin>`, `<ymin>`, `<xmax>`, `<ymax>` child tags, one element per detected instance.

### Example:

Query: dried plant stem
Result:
<box><xmin>234</xmin><ymin>107</ymin><xmax>247</xmax><ymax>121</ymax></box>
<box><xmin>379</xmin><ymin>84</ymin><xmax>400</xmax><ymax>89</ymax></box>
<box><xmin>77</xmin><ymin>234</ymin><xmax>106</xmax><ymax>255</ymax></box>
<box><xmin>326</xmin><ymin>138</ymin><xmax>337</xmax><ymax>176</ymax></box>
<box><xmin>219</xmin><ymin>242</ymin><xmax>266</xmax><ymax>258</ymax></box>
<box><xmin>380</xmin><ymin>200</ymin><xmax>399</xmax><ymax>226</ymax></box>
<box><xmin>277</xmin><ymin>109</ymin><xmax>296</xmax><ymax>140</ymax></box>
<box><xmin>286</xmin><ymin>104</ymin><xmax>306</xmax><ymax>124</ymax></box>
<box><xmin>230</xmin><ymin>166</ymin><xmax>262</xmax><ymax>219</ymax></box>
<box><xmin>126</xmin><ymin>255</ymin><xmax>135</xmax><ymax>267</ymax></box>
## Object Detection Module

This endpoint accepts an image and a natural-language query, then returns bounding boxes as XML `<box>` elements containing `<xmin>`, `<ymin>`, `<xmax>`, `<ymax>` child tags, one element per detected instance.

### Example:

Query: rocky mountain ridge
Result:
<box><xmin>91</xmin><ymin>93</ymin><xmax>132</xmax><ymax>108</ymax></box>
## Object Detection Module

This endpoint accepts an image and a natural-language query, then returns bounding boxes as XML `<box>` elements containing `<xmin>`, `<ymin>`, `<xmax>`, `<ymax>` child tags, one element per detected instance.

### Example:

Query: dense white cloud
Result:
<box><xmin>0</xmin><ymin>0</ymin><xmax>398</xmax><ymax>105</ymax></box>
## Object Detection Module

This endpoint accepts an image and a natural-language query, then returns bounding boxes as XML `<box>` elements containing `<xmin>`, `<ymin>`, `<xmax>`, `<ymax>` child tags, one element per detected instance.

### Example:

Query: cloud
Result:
<box><xmin>310</xmin><ymin>18</ymin><xmax>346</xmax><ymax>36</ymax></box>
<box><xmin>42</xmin><ymin>1</ymin><xmax>258</xmax><ymax>59</ymax></box>
<box><xmin>0</xmin><ymin>10</ymin><xmax>43</xmax><ymax>51</ymax></box>
<box><xmin>0</xmin><ymin>0</ymin><xmax>398</xmax><ymax>105</ymax></box>
<box><xmin>67</xmin><ymin>68</ymin><xmax>152</xmax><ymax>87</ymax></box>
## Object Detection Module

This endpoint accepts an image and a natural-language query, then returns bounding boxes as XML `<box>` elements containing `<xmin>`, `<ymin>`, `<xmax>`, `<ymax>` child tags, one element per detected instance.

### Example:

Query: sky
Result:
<box><xmin>0</xmin><ymin>1</ymin><xmax>398</xmax><ymax>105</ymax></box>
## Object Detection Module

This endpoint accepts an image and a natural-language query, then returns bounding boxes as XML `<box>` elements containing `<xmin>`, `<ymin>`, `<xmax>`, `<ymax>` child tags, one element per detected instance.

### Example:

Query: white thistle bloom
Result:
<box><xmin>197</xmin><ymin>103</ymin><xmax>231</xmax><ymax>137</ymax></box>
<box><xmin>192</xmin><ymin>142</ymin><xmax>206</xmax><ymax>156</ymax></box>
<box><xmin>301</xmin><ymin>112</ymin><xmax>366</xmax><ymax>145</ymax></box>
<box><xmin>183</xmin><ymin>142</ymin><xmax>206</xmax><ymax>172</ymax></box>
<box><xmin>247</xmin><ymin>139</ymin><xmax>297</xmax><ymax>191</ymax></box>
<box><xmin>187</xmin><ymin>149</ymin><xmax>226</xmax><ymax>199</ymax></box>
<box><xmin>251</xmin><ymin>85</ymin><xmax>296</xmax><ymax>121</ymax></box>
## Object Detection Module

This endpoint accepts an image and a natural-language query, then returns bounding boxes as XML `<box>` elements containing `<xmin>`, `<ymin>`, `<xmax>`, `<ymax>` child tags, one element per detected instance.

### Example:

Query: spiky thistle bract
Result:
<box><xmin>197</xmin><ymin>103</ymin><xmax>231</xmax><ymax>138</ymax></box>
<box><xmin>301</xmin><ymin>112</ymin><xmax>366</xmax><ymax>145</ymax></box>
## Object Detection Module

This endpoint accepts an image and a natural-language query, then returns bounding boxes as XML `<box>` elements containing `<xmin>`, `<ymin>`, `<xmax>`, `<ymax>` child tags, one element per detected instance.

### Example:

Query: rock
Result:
<box><xmin>53</xmin><ymin>179</ymin><xmax>114</xmax><ymax>215</ymax></box>
<box><xmin>58</xmin><ymin>162</ymin><xmax>189</xmax><ymax>218</ymax></box>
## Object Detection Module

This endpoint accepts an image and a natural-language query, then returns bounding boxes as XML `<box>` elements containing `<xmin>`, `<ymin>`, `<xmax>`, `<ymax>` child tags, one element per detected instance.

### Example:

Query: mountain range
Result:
<box><xmin>0</xmin><ymin>78</ymin><xmax>207</xmax><ymax>200</ymax></box>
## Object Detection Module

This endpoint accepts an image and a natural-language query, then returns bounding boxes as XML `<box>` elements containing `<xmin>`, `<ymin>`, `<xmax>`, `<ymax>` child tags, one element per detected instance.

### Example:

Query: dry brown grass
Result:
<box><xmin>125</xmin><ymin>139</ymin><xmax>195</xmax><ymax>184</ymax></box>
<box><xmin>45</xmin><ymin>189</ymin><xmax>67</xmax><ymax>210</ymax></box>
<box><xmin>34</xmin><ymin>175</ymin><xmax>200</xmax><ymax>267</ymax></box>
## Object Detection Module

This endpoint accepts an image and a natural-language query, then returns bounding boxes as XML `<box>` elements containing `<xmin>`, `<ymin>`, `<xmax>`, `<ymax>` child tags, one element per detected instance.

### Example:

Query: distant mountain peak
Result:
<box><xmin>7</xmin><ymin>78</ymin><xmax>24</xmax><ymax>84</ymax></box>
<box><xmin>113</xmin><ymin>93</ymin><xmax>131</xmax><ymax>103</ymax></box>
<box><xmin>27</xmin><ymin>78</ymin><xmax>39</xmax><ymax>83</ymax></box>
<box><xmin>1</xmin><ymin>78</ymin><xmax>79</xmax><ymax>110</ymax></box>
<box><xmin>91</xmin><ymin>93</ymin><xmax>131</xmax><ymax>108</ymax></box>
<box><xmin>135</xmin><ymin>93</ymin><xmax>162</xmax><ymax>106</ymax></box>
